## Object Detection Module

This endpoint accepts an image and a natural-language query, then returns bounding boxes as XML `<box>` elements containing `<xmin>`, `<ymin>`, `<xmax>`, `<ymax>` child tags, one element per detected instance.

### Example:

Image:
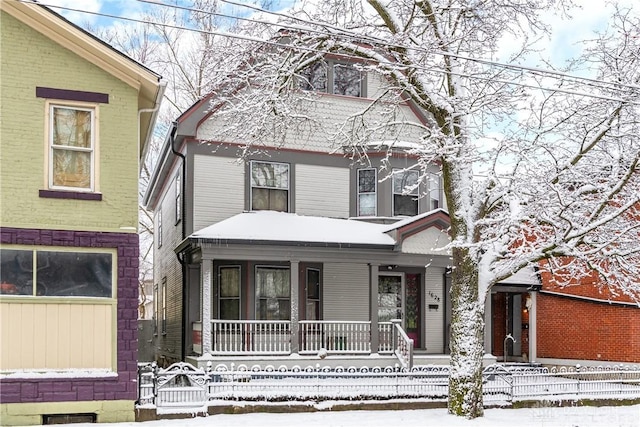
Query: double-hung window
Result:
<box><xmin>255</xmin><ymin>266</ymin><xmax>290</xmax><ymax>320</ymax></box>
<box><xmin>392</xmin><ymin>168</ymin><xmax>419</xmax><ymax>216</ymax></box>
<box><xmin>218</xmin><ymin>266</ymin><xmax>241</xmax><ymax>320</ymax></box>
<box><xmin>357</xmin><ymin>168</ymin><xmax>377</xmax><ymax>216</ymax></box>
<box><xmin>250</xmin><ymin>161</ymin><xmax>289</xmax><ymax>212</ymax></box>
<box><xmin>49</xmin><ymin>104</ymin><xmax>95</xmax><ymax>191</ymax></box>
<box><xmin>299</xmin><ymin>60</ymin><xmax>364</xmax><ymax>97</ymax></box>
<box><xmin>305</xmin><ymin>268</ymin><xmax>321</xmax><ymax>320</ymax></box>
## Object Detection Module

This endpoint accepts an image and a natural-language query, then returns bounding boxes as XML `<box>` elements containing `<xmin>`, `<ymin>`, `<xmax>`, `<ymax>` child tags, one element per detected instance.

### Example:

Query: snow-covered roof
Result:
<box><xmin>190</xmin><ymin>211</ymin><xmax>396</xmax><ymax>247</ymax></box>
<box><xmin>499</xmin><ymin>266</ymin><xmax>540</xmax><ymax>286</ymax></box>
<box><xmin>381</xmin><ymin>208</ymin><xmax>449</xmax><ymax>232</ymax></box>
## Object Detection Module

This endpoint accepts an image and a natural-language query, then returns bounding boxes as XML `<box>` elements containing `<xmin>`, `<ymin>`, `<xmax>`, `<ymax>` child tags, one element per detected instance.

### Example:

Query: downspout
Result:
<box><xmin>168</xmin><ymin>122</ymin><xmax>189</xmax><ymax>361</ymax></box>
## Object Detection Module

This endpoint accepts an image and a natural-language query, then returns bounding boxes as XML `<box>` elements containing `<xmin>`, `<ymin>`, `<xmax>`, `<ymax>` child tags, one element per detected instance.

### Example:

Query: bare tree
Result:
<box><xmin>192</xmin><ymin>0</ymin><xmax>639</xmax><ymax>418</ymax></box>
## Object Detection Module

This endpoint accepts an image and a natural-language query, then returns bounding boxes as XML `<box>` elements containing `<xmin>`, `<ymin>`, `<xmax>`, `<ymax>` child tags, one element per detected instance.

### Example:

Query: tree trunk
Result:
<box><xmin>448</xmin><ymin>247</ymin><xmax>486</xmax><ymax>418</ymax></box>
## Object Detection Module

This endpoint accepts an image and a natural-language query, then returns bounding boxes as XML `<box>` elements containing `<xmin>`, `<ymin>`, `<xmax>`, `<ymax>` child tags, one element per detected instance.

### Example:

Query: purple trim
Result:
<box><xmin>39</xmin><ymin>189</ymin><xmax>102</xmax><ymax>201</ymax></box>
<box><xmin>36</xmin><ymin>87</ymin><xmax>109</xmax><ymax>104</ymax></box>
<box><xmin>0</xmin><ymin>228</ymin><xmax>139</xmax><ymax>403</ymax></box>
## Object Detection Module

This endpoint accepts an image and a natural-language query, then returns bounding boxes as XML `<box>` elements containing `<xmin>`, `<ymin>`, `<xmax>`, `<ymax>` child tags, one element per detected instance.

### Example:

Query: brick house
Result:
<box><xmin>0</xmin><ymin>2</ymin><xmax>163</xmax><ymax>425</ymax></box>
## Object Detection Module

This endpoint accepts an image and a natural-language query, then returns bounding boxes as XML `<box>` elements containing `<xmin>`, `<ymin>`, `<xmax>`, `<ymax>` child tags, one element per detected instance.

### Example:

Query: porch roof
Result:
<box><xmin>189</xmin><ymin>211</ymin><xmax>397</xmax><ymax>247</ymax></box>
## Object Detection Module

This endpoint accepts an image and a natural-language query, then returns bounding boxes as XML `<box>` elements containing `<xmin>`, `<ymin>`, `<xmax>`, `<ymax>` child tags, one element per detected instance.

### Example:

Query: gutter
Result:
<box><xmin>138</xmin><ymin>79</ymin><xmax>167</xmax><ymax>164</ymax></box>
<box><xmin>167</xmin><ymin>122</ymin><xmax>189</xmax><ymax>361</ymax></box>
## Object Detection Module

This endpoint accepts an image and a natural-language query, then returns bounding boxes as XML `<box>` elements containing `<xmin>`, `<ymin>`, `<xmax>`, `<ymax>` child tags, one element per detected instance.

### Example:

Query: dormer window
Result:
<box><xmin>299</xmin><ymin>60</ymin><xmax>364</xmax><ymax>97</ymax></box>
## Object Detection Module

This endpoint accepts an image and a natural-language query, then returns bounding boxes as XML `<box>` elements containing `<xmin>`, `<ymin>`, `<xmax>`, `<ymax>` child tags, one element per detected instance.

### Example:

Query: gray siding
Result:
<box><xmin>153</xmin><ymin>171</ymin><xmax>186</xmax><ymax>363</ymax></box>
<box><xmin>323</xmin><ymin>263</ymin><xmax>369</xmax><ymax>321</ymax></box>
<box><xmin>424</xmin><ymin>266</ymin><xmax>446</xmax><ymax>354</ymax></box>
<box><xmin>295</xmin><ymin>164</ymin><xmax>350</xmax><ymax>218</ymax></box>
<box><xmin>193</xmin><ymin>154</ymin><xmax>245</xmax><ymax>232</ymax></box>
<box><xmin>196</xmin><ymin>93</ymin><xmax>426</xmax><ymax>153</ymax></box>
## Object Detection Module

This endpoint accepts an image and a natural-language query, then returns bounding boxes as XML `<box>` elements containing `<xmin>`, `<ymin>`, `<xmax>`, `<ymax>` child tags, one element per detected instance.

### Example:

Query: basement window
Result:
<box><xmin>43</xmin><ymin>413</ymin><xmax>96</xmax><ymax>424</ymax></box>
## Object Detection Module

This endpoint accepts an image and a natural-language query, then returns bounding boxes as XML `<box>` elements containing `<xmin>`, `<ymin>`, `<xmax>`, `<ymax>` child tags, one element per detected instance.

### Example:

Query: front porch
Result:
<box><xmin>187</xmin><ymin>319</ymin><xmax>498</xmax><ymax>370</ymax></box>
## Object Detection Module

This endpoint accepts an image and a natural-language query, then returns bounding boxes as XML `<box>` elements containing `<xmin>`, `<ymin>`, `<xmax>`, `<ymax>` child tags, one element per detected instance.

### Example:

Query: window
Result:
<box><xmin>429</xmin><ymin>173</ymin><xmax>442</xmax><ymax>210</ymax></box>
<box><xmin>333</xmin><ymin>63</ymin><xmax>362</xmax><ymax>97</ymax></box>
<box><xmin>157</xmin><ymin>210</ymin><xmax>162</xmax><ymax>248</ymax></box>
<box><xmin>175</xmin><ymin>173</ymin><xmax>182</xmax><ymax>224</ymax></box>
<box><xmin>357</xmin><ymin>169</ymin><xmax>377</xmax><ymax>216</ymax></box>
<box><xmin>250</xmin><ymin>161</ymin><xmax>289</xmax><ymax>212</ymax></box>
<box><xmin>49</xmin><ymin>104</ymin><xmax>95</xmax><ymax>191</ymax></box>
<box><xmin>218</xmin><ymin>266</ymin><xmax>241</xmax><ymax>319</ymax></box>
<box><xmin>153</xmin><ymin>283</ymin><xmax>159</xmax><ymax>335</ymax></box>
<box><xmin>299</xmin><ymin>61</ymin><xmax>328</xmax><ymax>92</ymax></box>
<box><xmin>255</xmin><ymin>267</ymin><xmax>290</xmax><ymax>320</ymax></box>
<box><xmin>0</xmin><ymin>248</ymin><xmax>113</xmax><ymax>297</ymax></box>
<box><xmin>305</xmin><ymin>268</ymin><xmax>321</xmax><ymax>320</ymax></box>
<box><xmin>299</xmin><ymin>60</ymin><xmax>364</xmax><ymax>97</ymax></box>
<box><xmin>161</xmin><ymin>277</ymin><xmax>167</xmax><ymax>335</ymax></box>
<box><xmin>392</xmin><ymin>169</ymin><xmax>419</xmax><ymax>216</ymax></box>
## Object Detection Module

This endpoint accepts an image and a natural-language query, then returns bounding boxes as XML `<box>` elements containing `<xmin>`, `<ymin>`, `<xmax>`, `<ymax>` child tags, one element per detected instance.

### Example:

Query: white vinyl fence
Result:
<box><xmin>137</xmin><ymin>362</ymin><xmax>640</xmax><ymax>412</ymax></box>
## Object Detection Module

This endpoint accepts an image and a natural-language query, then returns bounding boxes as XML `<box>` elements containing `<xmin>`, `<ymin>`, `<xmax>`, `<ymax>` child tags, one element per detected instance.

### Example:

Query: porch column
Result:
<box><xmin>529</xmin><ymin>291</ymin><xmax>537</xmax><ymax>362</ymax></box>
<box><xmin>484</xmin><ymin>291</ymin><xmax>492</xmax><ymax>355</ymax></box>
<box><xmin>370</xmin><ymin>263</ymin><xmax>379</xmax><ymax>354</ymax></box>
<box><xmin>201</xmin><ymin>257</ymin><xmax>213</xmax><ymax>354</ymax></box>
<box><xmin>290</xmin><ymin>260</ymin><xmax>300</xmax><ymax>354</ymax></box>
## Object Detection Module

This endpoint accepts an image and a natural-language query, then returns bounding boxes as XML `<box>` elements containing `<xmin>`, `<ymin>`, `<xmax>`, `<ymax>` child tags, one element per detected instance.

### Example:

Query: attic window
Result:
<box><xmin>299</xmin><ymin>60</ymin><xmax>364</xmax><ymax>97</ymax></box>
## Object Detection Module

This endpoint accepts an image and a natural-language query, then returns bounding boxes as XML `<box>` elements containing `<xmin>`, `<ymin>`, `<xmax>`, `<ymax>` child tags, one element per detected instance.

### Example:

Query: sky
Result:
<box><xmin>29</xmin><ymin>404</ymin><xmax>640</xmax><ymax>427</ymax></box>
<box><xmin>38</xmin><ymin>0</ymin><xmax>629</xmax><ymax>69</ymax></box>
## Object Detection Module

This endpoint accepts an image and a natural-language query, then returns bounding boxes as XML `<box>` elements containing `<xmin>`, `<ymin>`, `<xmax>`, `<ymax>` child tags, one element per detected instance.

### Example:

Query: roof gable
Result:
<box><xmin>1</xmin><ymin>1</ymin><xmax>163</xmax><ymax>157</ymax></box>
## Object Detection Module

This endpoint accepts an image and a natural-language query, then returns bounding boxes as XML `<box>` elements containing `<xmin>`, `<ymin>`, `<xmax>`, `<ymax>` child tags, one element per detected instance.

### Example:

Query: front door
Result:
<box><xmin>404</xmin><ymin>273</ymin><xmax>421</xmax><ymax>348</ymax></box>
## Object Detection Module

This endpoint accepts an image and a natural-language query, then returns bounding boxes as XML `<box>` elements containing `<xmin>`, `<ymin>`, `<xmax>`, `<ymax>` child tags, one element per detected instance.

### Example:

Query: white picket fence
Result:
<box><xmin>137</xmin><ymin>362</ymin><xmax>640</xmax><ymax>413</ymax></box>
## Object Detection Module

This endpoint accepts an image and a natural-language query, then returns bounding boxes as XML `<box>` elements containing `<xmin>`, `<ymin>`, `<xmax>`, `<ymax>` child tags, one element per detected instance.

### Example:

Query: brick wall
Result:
<box><xmin>537</xmin><ymin>292</ymin><xmax>640</xmax><ymax>363</ymax></box>
<box><xmin>0</xmin><ymin>227</ymin><xmax>139</xmax><ymax>403</ymax></box>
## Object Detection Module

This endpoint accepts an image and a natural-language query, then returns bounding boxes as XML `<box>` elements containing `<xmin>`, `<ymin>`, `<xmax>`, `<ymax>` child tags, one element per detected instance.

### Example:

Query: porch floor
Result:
<box><xmin>187</xmin><ymin>352</ymin><xmax>498</xmax><ymax>370</ymax></box>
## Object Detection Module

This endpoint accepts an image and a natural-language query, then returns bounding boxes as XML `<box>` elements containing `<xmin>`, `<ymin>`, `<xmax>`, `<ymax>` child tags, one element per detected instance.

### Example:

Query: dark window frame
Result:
<box><xmin>392</xmin><ymin>168</ymin><xmax>420</xmax><ymax>217</ymax></box>
<box><xmin>217</xmin><ymin>265</ymin><xmax>242</xmax><ymax>320</ymax></box>
<box><xmin>0</xmin><ymin>247</ymin><xmax>115</xmax><ymax>298</ymax></box>
<box><xmin>299</xmin><ymin>59</ymin><xmax>365</xmax><ymax>97</ymax></box>
<box><xmin>357</xmin><ymin>168</ymin><xmax>377</xmax><ymax>216</ymax></box>
<box><xmin>250</xmin><ymin>160</ymin><xmax>290</xmax><ymax>212</ymax></box>
<box><xmin>255</xmin><ymin>265</ymin><xmax>291</xmax><ymax>321</ymax></box>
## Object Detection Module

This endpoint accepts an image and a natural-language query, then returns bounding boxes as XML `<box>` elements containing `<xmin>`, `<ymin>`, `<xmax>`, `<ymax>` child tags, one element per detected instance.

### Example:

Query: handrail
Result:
<box><xmin>390</xmin><ymin>319</ymin><xmax>413</xmax><ymax>370</ymax></box>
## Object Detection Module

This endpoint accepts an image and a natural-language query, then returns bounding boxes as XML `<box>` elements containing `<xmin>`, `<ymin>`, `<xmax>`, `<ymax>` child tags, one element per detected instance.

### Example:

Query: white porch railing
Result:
<box><xmin>299</xmin><ymin>321</ymin><xmax>371</xmax><ymax>354</ymax></box>
<box><xmin>209</xmin><ymin>319</ymin><xmax>406</xmax><ymax>357</ymax></box>
<box><xmin>378</xmin><ymin>322</ymin><xmax>393</xmax><ymax>354</ymax></box>
<box><xmin>211</xmin><ymin>320</ymin><xmax>291</xmax><ymax>355</ymax></box>
<box><xmin>391</xmin><ymin>319</ymin><xmax>414</xmax><ymax>369</ymax></box>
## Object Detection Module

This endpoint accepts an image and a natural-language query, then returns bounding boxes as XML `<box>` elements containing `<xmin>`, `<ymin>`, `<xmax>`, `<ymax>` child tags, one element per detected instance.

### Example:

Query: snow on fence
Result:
<box><xmin>136</xmin><ymin>362</ymin><xmax>640</xmax><ymax>412</ymax></box>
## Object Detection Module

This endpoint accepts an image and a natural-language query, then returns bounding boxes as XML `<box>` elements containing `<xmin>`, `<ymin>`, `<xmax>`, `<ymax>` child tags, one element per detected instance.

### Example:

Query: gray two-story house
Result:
<box><xmin>143</xmin><ymin>57</ymin><xmax>538</xmax><ymax>370</ymax></box>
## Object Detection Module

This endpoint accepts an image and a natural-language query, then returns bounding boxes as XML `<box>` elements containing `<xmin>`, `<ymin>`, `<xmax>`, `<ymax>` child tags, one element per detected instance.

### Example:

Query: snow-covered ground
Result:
<box><xmin>42</xmin><ymin>404</ymin><xmax>640</xmax><ymax>427</ymax></box>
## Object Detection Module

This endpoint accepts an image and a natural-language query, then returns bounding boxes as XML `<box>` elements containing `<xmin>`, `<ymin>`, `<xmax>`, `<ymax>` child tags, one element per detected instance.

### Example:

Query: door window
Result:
<box><xmin>378</xmin><ymin>275</ymin><xmax>403</xmax><ymax>323</ymax></box>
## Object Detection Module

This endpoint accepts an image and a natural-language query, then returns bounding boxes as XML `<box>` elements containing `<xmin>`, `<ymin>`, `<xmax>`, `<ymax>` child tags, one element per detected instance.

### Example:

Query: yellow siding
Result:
<box><xmin>0</xmin><ymin>11</ymin><xmax>140</xmax><ymax>233</ymax></box>
<box><xmin>0</xmin><ymin>301</ymin><xmax>114</xmax><ymax>370</ymax></box>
